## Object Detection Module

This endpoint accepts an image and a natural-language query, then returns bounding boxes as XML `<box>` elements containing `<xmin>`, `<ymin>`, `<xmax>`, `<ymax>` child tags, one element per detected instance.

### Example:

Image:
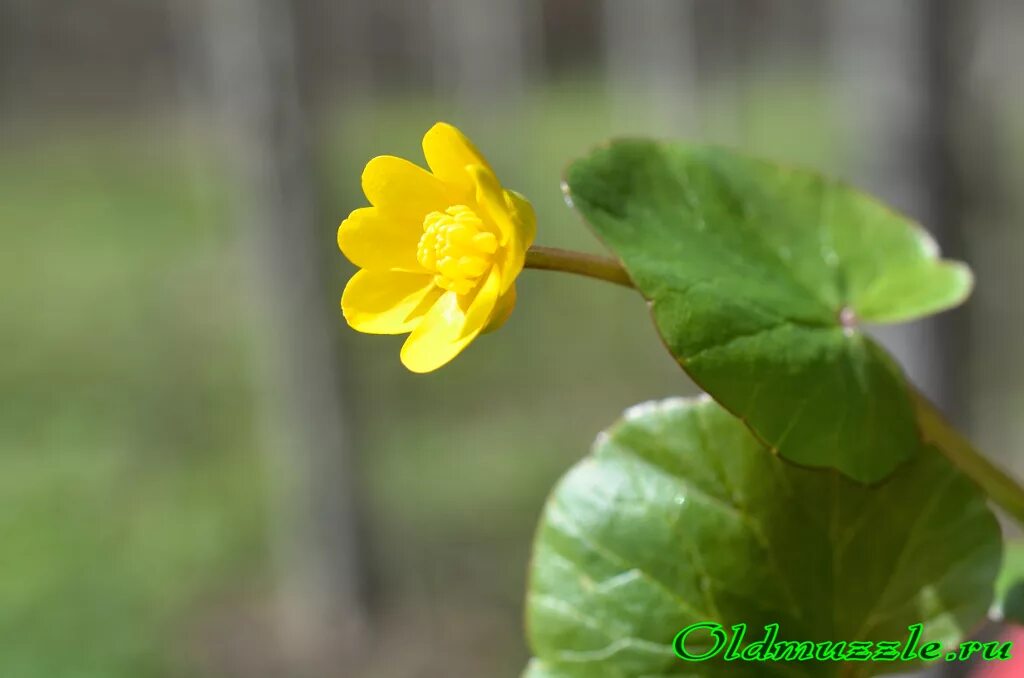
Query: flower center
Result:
<box><xmin>417</xmin><ymin>205</ymin><xmax>498</xmax><ymax>295</ymax></box>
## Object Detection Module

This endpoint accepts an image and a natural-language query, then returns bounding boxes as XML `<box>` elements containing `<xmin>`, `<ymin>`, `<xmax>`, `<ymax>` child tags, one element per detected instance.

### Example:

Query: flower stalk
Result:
<box><xmin>524</xmin><ymin>246</ymin><xmax>634</xmax><ymax>288</ymax></box>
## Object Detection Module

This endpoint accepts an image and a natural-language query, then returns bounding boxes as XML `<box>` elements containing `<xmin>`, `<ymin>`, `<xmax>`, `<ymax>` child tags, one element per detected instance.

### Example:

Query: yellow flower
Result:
<box><xmin>338</xmin><ymin>122</ymin><xmax>536</xmax><ymax>373</ymax></box>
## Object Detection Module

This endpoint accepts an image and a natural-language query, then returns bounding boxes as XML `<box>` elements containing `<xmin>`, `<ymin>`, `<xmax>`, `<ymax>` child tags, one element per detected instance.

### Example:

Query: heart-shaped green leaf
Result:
<box><xmin>524</xmin><ymin>397</ymin><xmax>1000</xmax><ymax>678</ymax></box>
<box><xmin>565</xmin><ymin>141</ymin><xmax>972</xmax><ymax>482</ymax></box>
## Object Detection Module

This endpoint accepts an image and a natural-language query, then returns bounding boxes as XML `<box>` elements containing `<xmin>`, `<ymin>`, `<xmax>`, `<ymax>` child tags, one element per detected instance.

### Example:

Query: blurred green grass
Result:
<box><xmin>0</xmin><ymin>132</ymin><xmax>268</xmax><ymax>677</ymax></box>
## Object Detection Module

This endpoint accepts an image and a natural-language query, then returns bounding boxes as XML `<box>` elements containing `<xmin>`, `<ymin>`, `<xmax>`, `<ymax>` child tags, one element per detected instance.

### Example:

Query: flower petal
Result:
<box><xmin>422</xmin><ymin>122</ymin><xmax>493</xmax><ymax>193</ymax></box>
<box><xmin>338</xmin><ymin>207</ymin><xmax>425</xmax><ymax>272</ymax></box>
<box><xmin>362</xmin><ymin>155</ymin><xmax>452</xmax><ymax>215</ymax></box>
<box><xmin>497</xmin><ymin>189</ymin><xmax>536</xmax><ymax>291</ymax></box>
<box><xmin>342</xmin><ymin>269</ymin><xmax>440</xmax><ymax>335</ymax></box>
<box><xmin>483</xmin><ymin>285</ymin><xmax>516</xmax><ymax>334</ymax></box>
<box><xmin>506</xmin><ymin>189</ymin><xmax>537</xmax><ymax>249</ymax></box>
<box><xmin>468</xmin><ymin>166</ymin><xmax>535</xmax><ymax>293</ymax></box>
<box><xmin>400</xmin><ymin>267</ymin><xmax>502</xmax><ymax>373</ymax></box>
<box><xmin>468</xmin><ymin>164</ymin><xmax>515</xmax><ymax>246</ymax></box>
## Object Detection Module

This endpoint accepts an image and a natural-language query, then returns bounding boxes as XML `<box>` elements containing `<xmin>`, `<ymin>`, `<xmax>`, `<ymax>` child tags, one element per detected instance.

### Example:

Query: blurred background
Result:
<box><xmin>2</xmin><ymin>1</ymin><xmax>1022</xmax><ymax>676</ymax></box>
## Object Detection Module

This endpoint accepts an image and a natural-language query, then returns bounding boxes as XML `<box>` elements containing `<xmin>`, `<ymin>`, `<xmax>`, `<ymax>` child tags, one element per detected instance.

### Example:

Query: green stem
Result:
<box><xmin>524</xmin><ymin>246</ymin><xmax>634</xmax><ymax>289</ymax></box>
<box><xmin>914</xmin><ymin>388</ymin><xmax>1024</xmax><ymax>525</ymax></box>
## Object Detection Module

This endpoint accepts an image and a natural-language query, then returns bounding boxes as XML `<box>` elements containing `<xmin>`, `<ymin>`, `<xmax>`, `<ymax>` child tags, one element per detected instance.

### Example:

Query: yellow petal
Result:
<box><xmin>506</xmin><ymin>189</ymin><xmax>537</xmax><ymax>249</ymax></box>
<box><xmin>342</xmin><ymin>270</ymin><xmax>440</xmax><ymax>335</ymax></box>
<box><xmin>468</xmin><ymin>164</ymin><xmax>515</xmax><ymax>246</ymax></box>
<box><xmin>400</xmin><ymin>267</ymin><xmax>502</xmax><ymax>373</ymax></box>
<box><xmin>497</xmin><ymin>190</ymin><xmax>536</xmax><ymax>291</ymax></box>
<box><xmin>468</xmin><ymin>166</ymin><xmax>535</xmax><ymax>293</ymax></box>
<box><xmin>361</xmin><ymin>155</ymin><xmax>452</xmax><ymax>215</ymax></box>
<box><xmin>483</xmin><ymin>285</ymin><xmax>516</xmax><ymax>334</ymax></box>
<box><xmin>338</xmin><ymin>207</ymin><xmax>425</xmax><ymax>272</ymax></box>
<box><xmin>422</xmin><ymin>122</ymin><xmax>493</xmax><ymax>193</ymax></box>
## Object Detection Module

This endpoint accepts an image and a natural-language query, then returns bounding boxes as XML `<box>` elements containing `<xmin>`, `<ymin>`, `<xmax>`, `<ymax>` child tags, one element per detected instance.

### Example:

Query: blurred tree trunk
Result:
<box><xmin>920</xmin><ymin>0</ymin><xmax>972</xmax><ymax>426</ymax></box>
<box><xmin>966</xmin><ymin>0</ymin><xmax>1024</xmax><ymax>471</ymax></box>
<box><xmin>695</xmin><ymin>0</ymin><xmax>748</xmax><ymax>143</ymax></box>
<box><xmin>292</xmin><ymin>0</ymin><xmax>374</xmax><ymax>106</ymax></box>
<box><xmin>830</xmin><ymin>0</ymin><xmax>970</xmax><ymax>420</ymax></box>
<box><xmin>602</xmin><ymin>0</ymin><xmax>699</xmax><ymax>137</ymax></box>
<box><xmin>428</xmin><ymin>0</ymin><xmax>533</xmax><ymax>105</ymax></box>
<box><xmin>427</xmin><ymin>0</ymin><xmax>536</xmax><ymax>155</ymax></box>
<box><xmin>192</xmin><ymin>0</ymin><xmax>369</xmax><ymax>671</ymax></box>
<box><xmin>0</xmin><ymin>0</ymin><xmax>28</xmax><ymax>119</ymax></box>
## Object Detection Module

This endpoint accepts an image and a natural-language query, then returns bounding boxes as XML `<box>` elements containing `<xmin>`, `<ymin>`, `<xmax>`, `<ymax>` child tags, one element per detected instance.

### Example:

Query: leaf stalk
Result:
<box><xmin>914</xmin><ymin>390</ymin><xmax>1024</xmax><ymax>525</ymax></box>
